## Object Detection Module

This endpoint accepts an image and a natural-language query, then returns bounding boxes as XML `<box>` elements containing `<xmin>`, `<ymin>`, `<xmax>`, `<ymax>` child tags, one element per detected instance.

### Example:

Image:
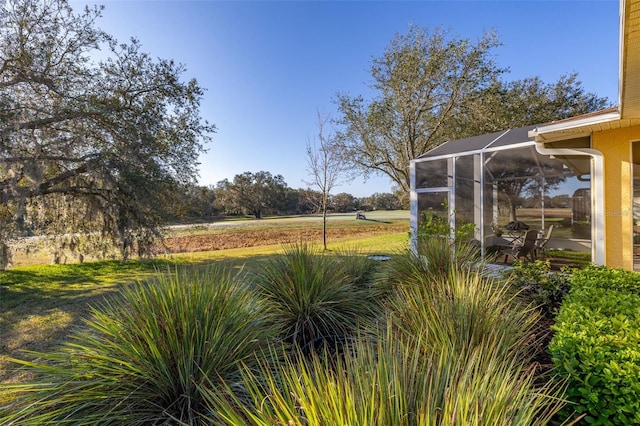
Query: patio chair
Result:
<box><xmin>534</xmin><ymin>225</ymin><xmax>554</xmax><ymax>259</ymax></box>
<box><xmin>499</xmin><ymin>229</ymin><xmax>538</xmax><ymax>263</ymax></box>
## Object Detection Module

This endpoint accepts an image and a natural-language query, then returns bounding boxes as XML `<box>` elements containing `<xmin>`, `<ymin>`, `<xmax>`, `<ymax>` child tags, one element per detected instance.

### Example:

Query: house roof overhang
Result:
<box><xmin>527</xmin><ymin>107</ymin><xmax>640</xmax><ymax>143</ymax></box>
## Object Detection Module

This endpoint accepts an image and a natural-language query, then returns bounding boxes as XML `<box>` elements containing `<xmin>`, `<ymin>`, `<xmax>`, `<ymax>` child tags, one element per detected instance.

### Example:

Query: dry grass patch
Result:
<box><xmin>161</xmin><ymin>224</ymin><xmax>408</xmax><ymax>253</ymax></box>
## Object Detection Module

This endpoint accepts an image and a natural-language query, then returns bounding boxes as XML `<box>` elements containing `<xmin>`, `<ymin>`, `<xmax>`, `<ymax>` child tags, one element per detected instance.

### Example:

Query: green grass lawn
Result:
<box><xmin>0</xmin><ymin>227</ymin><xmax>409</xmax><ymax>388</ymax></box>
<box><xmin>166</xmin><ymin>210</ymin><xmax>410</xmax><ymax>235</ymax></box>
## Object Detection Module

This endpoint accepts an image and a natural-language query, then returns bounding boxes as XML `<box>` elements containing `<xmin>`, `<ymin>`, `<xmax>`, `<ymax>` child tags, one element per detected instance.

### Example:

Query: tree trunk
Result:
<box><xmin>322</xmin><ymin>193</ymin><xmax>328</xmax><ymax>250</ymax></box>
<box><xmin>322</xmin><ymin>208</ymin><xmax>327</xmax><ymax>250</ymax></box>
<box><xmin>0</xmin><ymin>241</ymin><xmax>11</xmax><ymax>270</ymax></box>
<box><xmin>508</xmin><ymin>198</ymin><xmax>518</xmax><ymax>222</ymax></box>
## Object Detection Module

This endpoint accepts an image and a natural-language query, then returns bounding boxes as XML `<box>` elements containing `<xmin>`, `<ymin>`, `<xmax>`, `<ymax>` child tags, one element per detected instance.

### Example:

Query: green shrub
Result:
<box><xmin>550</xmin><ymin>265</ymin><xmax>640</xmax><ymax>425</ymax></box>
<box><xmin>0</xmin><ymin>265</ymin><xmax>274</xmax><ymax>425</ymax></box>
<box><xmin>253</xmin><ymin>243</ymin><xmax>381</xmax><ymax>352</ymax></box>
<box><xmin>417</xmin><ymin>210</ymin><xmax>452</xmax><ymax>238</ymax></box>
<box><xmin>570</xmin><ymin>264</ymin><xmax>640</xmax><ymax>294</ymax></box>
<box><xmin>417</xmin><ymin>210</ymin><xmax>477</xmax><ymax>243</ymax></box>
<box><xmin>508</xmin><ymin>259</ymin><xmax>572</xmax><ymax>318</ymax></box>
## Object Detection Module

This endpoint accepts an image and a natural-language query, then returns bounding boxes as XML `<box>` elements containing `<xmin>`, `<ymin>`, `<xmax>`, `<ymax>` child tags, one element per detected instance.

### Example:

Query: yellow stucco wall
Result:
<box><xmin>593</xmin><ymin>125</ymin><xmax>640</xmax><ymax>270</ymax></box>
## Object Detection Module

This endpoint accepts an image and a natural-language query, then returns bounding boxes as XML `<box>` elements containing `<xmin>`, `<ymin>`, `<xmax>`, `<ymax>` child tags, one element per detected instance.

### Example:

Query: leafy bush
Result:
<box><xmin>509</xmin><ymin>259</ymin><xmax>572</xmax><ymax>318</ymax></box>
<box><xmin>0</xmin><ymin>266</ymin><xmax>274</xmax><ymax>425</ymax></box>
<box><xmin>417</xmin><ymin>210</ymin><xmax>452</xmax><ymax>238</ymax></box>
<box><xmin>417</xmin><ymin>210</ymin><xmax>477</xmax><ymax>244</ymax></box>
<box><xmin>253</xmin><ymin>243</ymin><xmax>381</xmax><ymax>352</ymax></box>
<box><xmin>570</xmin><ymin>264</ymin><xmax>640</xmax><ymax>294</ymax></box>
<box><xmin>550</xmin><ymin>265</ymin><xmax>640</xmax><ymax>425</ymax></box>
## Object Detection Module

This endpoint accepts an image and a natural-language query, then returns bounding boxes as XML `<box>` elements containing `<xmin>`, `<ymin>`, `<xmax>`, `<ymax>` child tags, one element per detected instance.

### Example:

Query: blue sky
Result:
<box><xmin>73</xmin><ymin>0</ymin><xmax>620</xmax><ymax>197</ymax></box>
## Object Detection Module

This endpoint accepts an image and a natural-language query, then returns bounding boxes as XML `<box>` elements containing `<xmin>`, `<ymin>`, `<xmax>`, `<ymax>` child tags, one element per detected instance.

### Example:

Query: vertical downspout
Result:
<box><xmin>533</xmin><ymin>144</ymin><xmax>605</xmax><ymax>265</ymax></box>
<box><xmin>540</xmin><ymin>177</ymin><xmax>546</xmax><ymax>231</ymax></box>
<box><xmin>475</xmin><ymin>154</ymin><xmax>484</xmax><ymax>254</ymax></box>
<box><xmin>448</xmin><ymin>157</ymin><xmax>455</xmax><ymax>241</ymax></box>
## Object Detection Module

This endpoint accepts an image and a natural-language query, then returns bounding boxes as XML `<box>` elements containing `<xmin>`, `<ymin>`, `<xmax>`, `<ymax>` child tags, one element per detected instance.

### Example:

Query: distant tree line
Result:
<box><xmin>166</xmin><ymin>170</ymin><xmax>408</xmax><ymax>222</ymax></box>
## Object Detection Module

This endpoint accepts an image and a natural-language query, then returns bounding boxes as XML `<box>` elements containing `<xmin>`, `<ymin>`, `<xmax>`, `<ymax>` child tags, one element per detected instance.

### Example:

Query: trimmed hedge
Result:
<box><xmin>550</xmin><ymin>265</ymin><xmax>640</xmax><ymax>425</ymax></box>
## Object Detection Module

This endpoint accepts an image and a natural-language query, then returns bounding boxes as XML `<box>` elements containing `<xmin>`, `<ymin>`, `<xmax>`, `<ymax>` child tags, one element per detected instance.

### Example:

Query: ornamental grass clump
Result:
<box><xmin>384</xmin><ymin>234</ymin><xmax>536</xmax><ymax>366</ymax></box>
<box><xmin>387</xmin><ymin>235</ymin><xmax>482</xmax><ymax>288</ymax></box>
<box><xmin>208</xmin><ymin>318</ymin><xmax>564</xmax><ymax>425</ymax></box>
<box><xmin>207</xmin><ymin>330</ymin><xmax>428</xmax><ymax>425</ymax></box>
<box><xmin>387</xmin><ymin>263</ymin><xmax>540</xmax><ymax>367</ymax></box>
<box><xmin>334</xmin><ymin>245</ymin><xmax>394</xmax><ymax>305</ymax></box>
<box><xmin>334</xmin><ymin>245</ymin><xmax>380</xmax><ymax>289</ymax></box>
<box><xmin>0</xmin><ymin>265</ymin><xmax>274</xmax><ymax>425</ymax></box>
<box><xmin>253</xmin><ymin>242</ymin><xmax>382</xmax><ymax>352</ymax></box>
<box><xmin>207</xmin><ymin>251</ymin><xmax>565</xmax><ymax>425</ymax></box>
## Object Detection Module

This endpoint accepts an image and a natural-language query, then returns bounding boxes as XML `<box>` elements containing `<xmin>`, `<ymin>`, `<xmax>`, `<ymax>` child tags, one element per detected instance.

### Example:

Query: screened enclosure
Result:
<box><xmin>410</xmin><ymin>125</ymin><xmax>593</xmax><ymax>258</ymax></box>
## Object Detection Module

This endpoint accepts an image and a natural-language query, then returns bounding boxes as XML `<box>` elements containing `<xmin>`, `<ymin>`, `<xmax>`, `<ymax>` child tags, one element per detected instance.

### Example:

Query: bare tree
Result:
<box><xmin>305</xmin><ymin>111</ymin><xmax>349</xmax><ymax>250</ymax></box>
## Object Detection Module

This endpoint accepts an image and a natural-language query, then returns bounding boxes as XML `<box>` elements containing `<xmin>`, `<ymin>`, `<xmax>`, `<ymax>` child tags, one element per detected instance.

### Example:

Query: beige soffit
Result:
<box><xmin>528</xmin><ymin>108</ymin><xmax>631</xmax><ymax>143</ymax></box>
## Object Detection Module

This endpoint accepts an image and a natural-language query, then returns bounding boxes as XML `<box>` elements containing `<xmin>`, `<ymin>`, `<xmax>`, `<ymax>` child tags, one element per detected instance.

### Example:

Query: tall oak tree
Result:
<box><xmin>335</xmin><ymin>25</ymin><xmax>609</xmax><ymax>194</ymax></box>
<box><xmin>0</xmin><ymin>0</ymin><xmax>214</xmax><ymax>268</ymax></box>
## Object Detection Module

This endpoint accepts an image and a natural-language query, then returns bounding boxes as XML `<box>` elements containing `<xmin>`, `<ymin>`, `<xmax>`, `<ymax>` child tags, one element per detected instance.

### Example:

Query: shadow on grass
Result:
<box><xmin>356</xmin><ymin>218</ymin><xmax>393</xmax><ymax>224</ymax></box>
<box><xmin>0</xmin><ymin>255</ymin><xmax>278</xmax><ymax>383</ymax></box>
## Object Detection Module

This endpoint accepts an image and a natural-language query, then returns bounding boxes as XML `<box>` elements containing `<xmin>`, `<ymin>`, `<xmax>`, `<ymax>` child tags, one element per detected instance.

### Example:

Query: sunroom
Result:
<box><xmin>410</xmin><ymin>124</ymin><xmax>596</xmax><ymax>263</ymax></box>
